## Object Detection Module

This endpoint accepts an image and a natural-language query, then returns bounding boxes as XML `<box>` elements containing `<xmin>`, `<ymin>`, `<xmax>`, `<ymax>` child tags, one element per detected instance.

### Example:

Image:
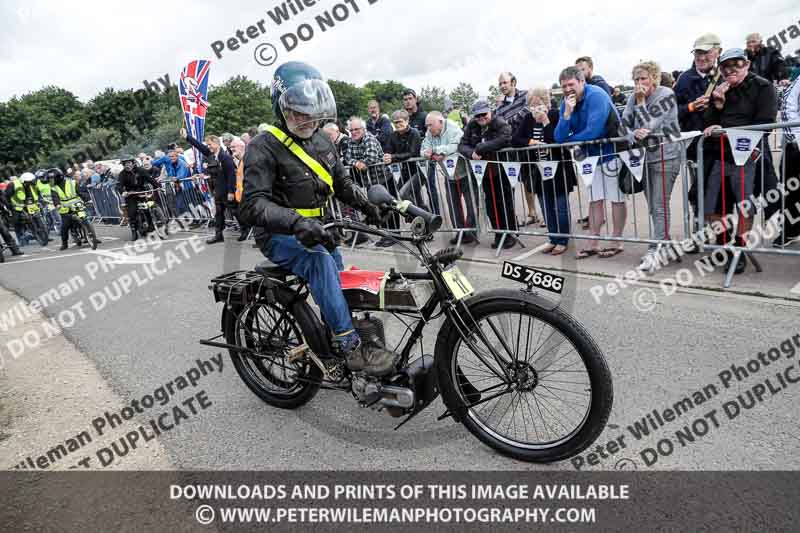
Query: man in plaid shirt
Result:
<box><xmin>343</xmin><ymin>117</ymin><xmax>388</xmax><ymax>188</ymax></box>
<box><xmin>343</xmin><ymin>116</ymin><xmax>398</xmax><ymax>247</ymax></box>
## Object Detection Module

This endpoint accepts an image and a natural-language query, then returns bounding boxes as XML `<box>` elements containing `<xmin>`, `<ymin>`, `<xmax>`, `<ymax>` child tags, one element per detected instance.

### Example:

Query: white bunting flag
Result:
<box><xmin>501</xmin><ymin>161</ymin><xmax>522</xmax><ymax>188</ymax></box>
<box><xmin>576</xmin><ymin>155</ymin><xmax>600</xmax><ymax>187</ymax></box>
<box><xmin>469</xmin><ymin>160</ymin><xmax>486</xmax><ymax>187</ymax></box>
<box><xmin>619</xmin><ymin>150</ymin><xmax>646</xmax><ymax>182</ymax></box>
<box><xmin>725</xmin><ymin>129</ymin><xmax>764</xmax><ymax>166</ymax></box>
<box><xmin>536</xmin><ymin>161</ymin><xmax>560</xmax><ymax>182</ymax></box>
<box><xmin>389</xmin><ymin>163</ymin><xmax>402</xmax><ymax>184</ymax></box>
<box><xmin>443</xmin><ymin>156</ymin><xmax>458</xmax><ymax>178</ymax></box>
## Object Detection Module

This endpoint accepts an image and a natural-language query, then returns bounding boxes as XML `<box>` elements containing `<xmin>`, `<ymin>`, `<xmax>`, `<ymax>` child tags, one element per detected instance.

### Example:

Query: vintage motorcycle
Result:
<box><xmin>201</xmin><ymin>185</ymin><xmax>612</xmax><ymax>463</ymax></box>
<box><xmin>123</xmin><ymin>189</ymin><xmax>170</xmax><ymax>240</ymax></box>
<box><xmin>19</xmin><ymin>199</ymin><xmax>50</xmax><ymax>247</ymax></box>
<box><xmin>60</xmin><ymin>198</ymin><xmax>100</xmax><ymax>250</ymax></box>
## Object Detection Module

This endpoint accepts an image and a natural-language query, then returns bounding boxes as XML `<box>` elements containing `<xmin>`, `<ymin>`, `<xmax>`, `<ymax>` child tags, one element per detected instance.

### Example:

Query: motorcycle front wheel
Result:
<box><xmin>435</xmin><ymin>293</ymin><xmax>612</xmax><ymax>463</ymax></box>
<box><xmin>31</xmin><ymin>215</ymin><xmax>49</xmax><ymax>246</ymax></box>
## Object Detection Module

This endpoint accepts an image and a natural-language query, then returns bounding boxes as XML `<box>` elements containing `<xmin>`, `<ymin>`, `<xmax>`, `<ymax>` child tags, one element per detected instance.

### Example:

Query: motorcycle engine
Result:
<box><xmin>352</xmin><ymin>313</ymin><xmax>385</xmax><ymax>346</ymax></box>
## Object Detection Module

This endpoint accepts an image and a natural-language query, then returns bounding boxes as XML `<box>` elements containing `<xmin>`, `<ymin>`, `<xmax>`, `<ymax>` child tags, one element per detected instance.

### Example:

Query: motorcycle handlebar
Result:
<box><xmin>367</xmin><ymin>184</ymin><xmax>442</xmax><ymax>233</ymax></box>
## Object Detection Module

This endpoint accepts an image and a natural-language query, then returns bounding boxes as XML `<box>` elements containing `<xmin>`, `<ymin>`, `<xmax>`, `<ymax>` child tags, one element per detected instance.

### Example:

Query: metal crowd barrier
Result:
<box><xmin>338</xmin><ymin>154</ymin><xmax>483</xmax><ymax>248</ymax></box>
<box><xmin>86</xmin><ymin>175</ymin><xmax>221</xmax><ymax>228</ymax></box>
<box><xmin>486</xmin><ymin>133</ymin><xmax>696</xmax><ymax>257</ymax></box>
<box><xmin>696</xmin><ymin>120</ymin><xmax>800</xmax><ymax>288</ymax></box>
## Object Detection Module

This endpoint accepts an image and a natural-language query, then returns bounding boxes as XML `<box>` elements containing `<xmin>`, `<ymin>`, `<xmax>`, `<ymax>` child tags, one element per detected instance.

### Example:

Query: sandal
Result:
<box><xmin>541</xmin><ymin>243</ymin><xmax>556</xmax><ymax>254</ymax></box>
<box><xmin>550</xmin><ymin>245</ymin><xmax>568</xmax><ymax>256</ymax></box>
<box><xmin>524</xmin><ymin>215</ymin><xmax>539</xmax><ymax>226</ymax></box>
<box><xmin>598</xmin><ymin>247</ymin><xmax>624</xmax><ymax>258</ymax></box>
<box><xmin>576</xmin><ymin>249</ymin><xmax>599</xmax><ymax>259</ymax></box>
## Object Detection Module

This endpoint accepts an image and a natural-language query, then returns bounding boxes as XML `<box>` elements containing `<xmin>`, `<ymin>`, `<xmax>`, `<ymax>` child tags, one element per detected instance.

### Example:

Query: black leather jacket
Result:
<box><xmin>241</xmin><ymin>126</ymin><xmax>369</xmax><ymax>244</ymax></box>
<box><xmin>116</xmin><ymin>167</ymin><xmax>160</xmax><ymax>194</ymax></box>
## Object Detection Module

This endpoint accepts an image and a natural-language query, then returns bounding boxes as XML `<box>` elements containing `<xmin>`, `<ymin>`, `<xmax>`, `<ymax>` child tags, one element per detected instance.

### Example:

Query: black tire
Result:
<box><xmin>435</xmin><ymin>294</ymin><xmax>612</xmax><ymax>463</ymax></box>
<box><xmin>0</xmin><ymin>246</ymin><xmax>5</xmax><ymax>263</ymax></box>
<box><xmin>152</xmin><ymin>206</ymin><xmax>168</xmax><ymax>239</ymax></box>
<box><xmin>82</xmin><ymin>220</ymin><xmax>98</xmax><ymax>249</ymax></box>
<box><xmin>223</xmin><ymin>288</ymin><xmax>323</xmax><ymax>409</ymax></box>
<box><xmin>32</xmin><ymin>215</ymin><xmax>49</xmax><ymax>246</ymax></box>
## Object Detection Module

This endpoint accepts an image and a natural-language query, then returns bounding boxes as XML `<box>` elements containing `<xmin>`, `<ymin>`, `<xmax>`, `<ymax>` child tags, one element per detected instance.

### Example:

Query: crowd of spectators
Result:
<box><xmin>314</xmin><ymin>31</ymin><xmax>798</xmax><ymax>274</ymax></box>
<box><xmin>3</xmin><ymin>30</ymin><xmax>799</xmax><ymax>272</ymax></box>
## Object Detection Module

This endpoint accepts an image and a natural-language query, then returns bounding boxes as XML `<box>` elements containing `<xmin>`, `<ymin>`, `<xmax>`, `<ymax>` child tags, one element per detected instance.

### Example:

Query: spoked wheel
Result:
<box><xmin>436</xmin><ymin>297</ymin><xmax>612</xmax><ymax>463</ymax></box>
<box><xmin>152</xmin><ymin>207</ymin><xmax>169</xmax><ymax>239</ymax></box>
<box><xmin>225</xmin><ymin>299</ymin><xmax>322</xmax><ymax>408</ymax></box>
<box><xmin>81</xmin><ymin>220</ymin><xmax>99</xmax><ymax>249</ymax></box>
<box><xmin>31</xmin><ymin>215</ymin><xmax>49</xmax><ymax>246</ymax></box>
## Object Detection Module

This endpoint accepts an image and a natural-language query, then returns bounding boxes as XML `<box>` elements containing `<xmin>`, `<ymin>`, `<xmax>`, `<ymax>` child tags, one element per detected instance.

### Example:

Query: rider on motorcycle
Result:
<box><xmin>37</xmin><ymin>169</ymin><xmax>62</xmax><ymax>234</ymax></box>
<box><xmin>0</xmin><ymin>180</ymin><xmax>23</xmax><ymax>257</ymax></box>
<box><xmin>240</xmin><ymin>61</ymin><xmax>396</xmax><ymax>377</ymax></box>
<box><xmin>116</xmin><ymin>155</ymin><xmax>160</xmax><ymax>241</ymax></box>
<box><xmin>50</xmin><ymin>167</ymin><xmax>100</xmax><ymax>250</ymax></box>
<box><xmin>5</xmin><ymin>172</ymin><xmax>45</xmax><ymax>243</ymax></box>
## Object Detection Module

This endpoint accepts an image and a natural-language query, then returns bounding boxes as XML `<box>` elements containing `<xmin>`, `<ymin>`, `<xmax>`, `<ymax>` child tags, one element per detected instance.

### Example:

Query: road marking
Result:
<box><xmin>0</xmin><ymin>235</ymin><xmax>205</xmax><ymax>266</ymax></box>
<box><xmin>511</xmin><ymin>242</ymin><xmax>552</xmax><ymax>262</ymax></box>
<box><xmin>90</xmin><ymin>250</ymin><xmax>155</xmax><ymax>265</ymax></box>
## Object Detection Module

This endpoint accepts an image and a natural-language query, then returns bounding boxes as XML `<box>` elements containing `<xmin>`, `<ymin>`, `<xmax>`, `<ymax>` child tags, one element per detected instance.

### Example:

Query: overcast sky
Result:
<box><xmin>1</xmin><ymin>0</ymin><xmax>798</xmax><ymax>103</ymax></box>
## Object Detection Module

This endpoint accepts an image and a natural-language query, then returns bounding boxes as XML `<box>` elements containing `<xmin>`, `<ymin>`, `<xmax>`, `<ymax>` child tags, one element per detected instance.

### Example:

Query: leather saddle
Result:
<box><xmin>254</xmin><ymin>259</ymin><xmax>291</xmax><ymax>279</ymax></box>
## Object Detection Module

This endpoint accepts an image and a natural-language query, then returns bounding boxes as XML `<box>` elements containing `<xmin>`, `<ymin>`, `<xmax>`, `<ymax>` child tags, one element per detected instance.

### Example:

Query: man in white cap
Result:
<box><xmin>675</xmin><ymin>32</ymin><xmax>723</xmax><ymax>251</ymax></box>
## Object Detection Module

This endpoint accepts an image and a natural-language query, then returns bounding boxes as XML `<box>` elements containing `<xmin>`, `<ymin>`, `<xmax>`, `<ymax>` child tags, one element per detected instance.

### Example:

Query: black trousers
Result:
<box><xmin>60</xmin><ymin>212</ymin><xmax>81</xmax><ymax>245</ymax></box>
<box><xmin>781</xmin><ymin>142</ymin><xmax>800</xmax><ymax>238</ymax></box>
<box><xmin>126</xmin><ymin>198</ymin><xmax>153</xmax><ymax>232</ymax></box>
<box><xmin>382</xmin><ymin>178</ymin><xmax>400</xmax><ymax>232</ymax></box>
<box><xmin>0</xmin><ymin>216</ymin><xmax>18</xmax><ymax>250</ymax></box>
<box><xmin>209</xmin><ymin>178</ymin><xmax>229</xmax><ymax>236</ymax></box>
<box><xmin>483</xmin><ymin>162</ymin><xmax>517</xmax><ymax>232</ymax></box>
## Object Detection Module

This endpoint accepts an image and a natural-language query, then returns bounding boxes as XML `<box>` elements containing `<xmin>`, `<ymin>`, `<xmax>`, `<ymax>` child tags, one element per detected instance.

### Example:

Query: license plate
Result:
<box><xmin>501</xmin><ymin>261</ymin><xmax>564</xmax><ymax>294</ymax></box>
<box><xmin>442</xmin><ymin>266</ymin><xmax>474</xmax><ymax>300</ymax></box>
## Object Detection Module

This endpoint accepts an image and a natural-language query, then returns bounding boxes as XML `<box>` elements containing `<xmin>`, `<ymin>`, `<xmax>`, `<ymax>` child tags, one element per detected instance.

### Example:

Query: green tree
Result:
<box><xmin>205</xmin><ymin>76</ymin><xmax>274</xmax><ymax>135</ymax></box>
<box><xmin>328</xmin><ymin>79</ymin><xmax>368</xmax><ymax>124</ymax></box>
<box><xmin>487</xmin><ymin>85</ymin><xmax>500</xmax><ymax>110</ymax></box>
<box><xmin>41</xmin><ymin>128</ymin><xmax>121</xmax><ymax>169</ymax></box>
<box><xmin>0</xmin><ymin>87</ymin><xmax>86</xmax><ymax>175</ymax></box>
<box><xmin>419</xmin><ymin>85</ymin><xmax>446</xmax><ymax>113</ymax></box>
<box><xmin>362</xmin><ymin>80</ymin><xmax>405</xmax><ymax>115</ymax></box>
<box><xmin>449</xmin><ymin>82</ymin><xmax>479</xmax><ymax>111</ymax></box>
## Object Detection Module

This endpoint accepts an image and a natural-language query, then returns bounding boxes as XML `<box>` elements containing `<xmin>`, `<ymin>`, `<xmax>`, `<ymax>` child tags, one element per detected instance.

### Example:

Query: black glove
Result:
<box><xmin>293</xmin><ymin>218</ymin><xmax>332</xmax><ymax>249</ymax></box>
<box><xmin>361</xmin><ymin>201</ymin><xmax>386</xmax><ymax>226</ymax></box>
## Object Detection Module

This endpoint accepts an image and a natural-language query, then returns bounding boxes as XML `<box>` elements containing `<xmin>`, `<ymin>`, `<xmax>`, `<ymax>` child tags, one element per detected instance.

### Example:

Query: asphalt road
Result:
<box><xmin>1</xmin><ymin>224</ymin><xmax>799</xmax><ymax>471</ymax></box>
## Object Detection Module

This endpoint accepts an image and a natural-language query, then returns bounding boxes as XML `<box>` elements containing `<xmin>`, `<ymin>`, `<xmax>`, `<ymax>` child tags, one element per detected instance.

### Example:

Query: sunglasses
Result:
<box><xmin>475</xmin><ymin>112</ymin><xmax>489</xmax><ymax>119</ymax></box>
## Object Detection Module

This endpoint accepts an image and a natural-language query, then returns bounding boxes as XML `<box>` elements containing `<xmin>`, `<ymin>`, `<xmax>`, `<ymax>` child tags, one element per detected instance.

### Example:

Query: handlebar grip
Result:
<box><xmin>404</xmin><ymin>203</ymin><xmax>442</xmax><ymax>232</ymax></box>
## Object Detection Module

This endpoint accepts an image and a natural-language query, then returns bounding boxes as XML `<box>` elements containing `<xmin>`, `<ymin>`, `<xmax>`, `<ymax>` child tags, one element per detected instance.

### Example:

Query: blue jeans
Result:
<box><xmin>539</xmin><ymin>190</ymin><xmax>570</xmax><ymax>246</ymax></box>
<box><xmin>262</xmin><ymin>234</ymin><xmax>353</xmax><ymax>335</ymax></box>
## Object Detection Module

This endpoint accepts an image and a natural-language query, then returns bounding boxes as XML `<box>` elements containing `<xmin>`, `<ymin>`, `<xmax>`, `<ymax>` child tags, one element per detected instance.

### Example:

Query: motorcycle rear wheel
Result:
<box><xmin>224</xmin><ymin>294</ymin><xmax>323</xmax><ymax>409</ymax></box>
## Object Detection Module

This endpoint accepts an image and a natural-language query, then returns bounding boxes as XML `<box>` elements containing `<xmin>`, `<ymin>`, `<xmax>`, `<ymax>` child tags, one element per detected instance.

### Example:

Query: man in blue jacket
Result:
<box><xmin>675</xmin><ymin>32</ymin><xmax>722</xmax><ymax>238</ymax></box>
<box><xmin>555</xmin><ymin>66</ymin><xmax>625</xmax><ymax>258</ymax></box>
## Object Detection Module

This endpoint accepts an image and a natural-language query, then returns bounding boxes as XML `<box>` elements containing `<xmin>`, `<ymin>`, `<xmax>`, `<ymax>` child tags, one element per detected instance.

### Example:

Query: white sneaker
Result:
<box><xmin>637</xmin><ymin>252</ymin><xmax>659</xmax><ymax>274</ymax></box>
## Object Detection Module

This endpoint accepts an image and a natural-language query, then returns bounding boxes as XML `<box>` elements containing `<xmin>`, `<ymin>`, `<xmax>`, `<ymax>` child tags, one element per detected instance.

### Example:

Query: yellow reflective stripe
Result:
<box><xmin>263</xmin><ymin>125</ymin><xmax>334</xmax><ymax>194</ymax></box>
<box><xmin>294</xmin><ymin>207</ymin><xmax>324</xmax><ymax>217</ymax></box>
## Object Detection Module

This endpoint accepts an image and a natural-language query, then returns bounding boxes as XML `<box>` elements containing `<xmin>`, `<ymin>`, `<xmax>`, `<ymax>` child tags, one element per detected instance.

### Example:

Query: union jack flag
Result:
<box><xmin>179</xmin><ymin>60</ymin><xmax>212</xmax><ymax>171</ymax></box>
